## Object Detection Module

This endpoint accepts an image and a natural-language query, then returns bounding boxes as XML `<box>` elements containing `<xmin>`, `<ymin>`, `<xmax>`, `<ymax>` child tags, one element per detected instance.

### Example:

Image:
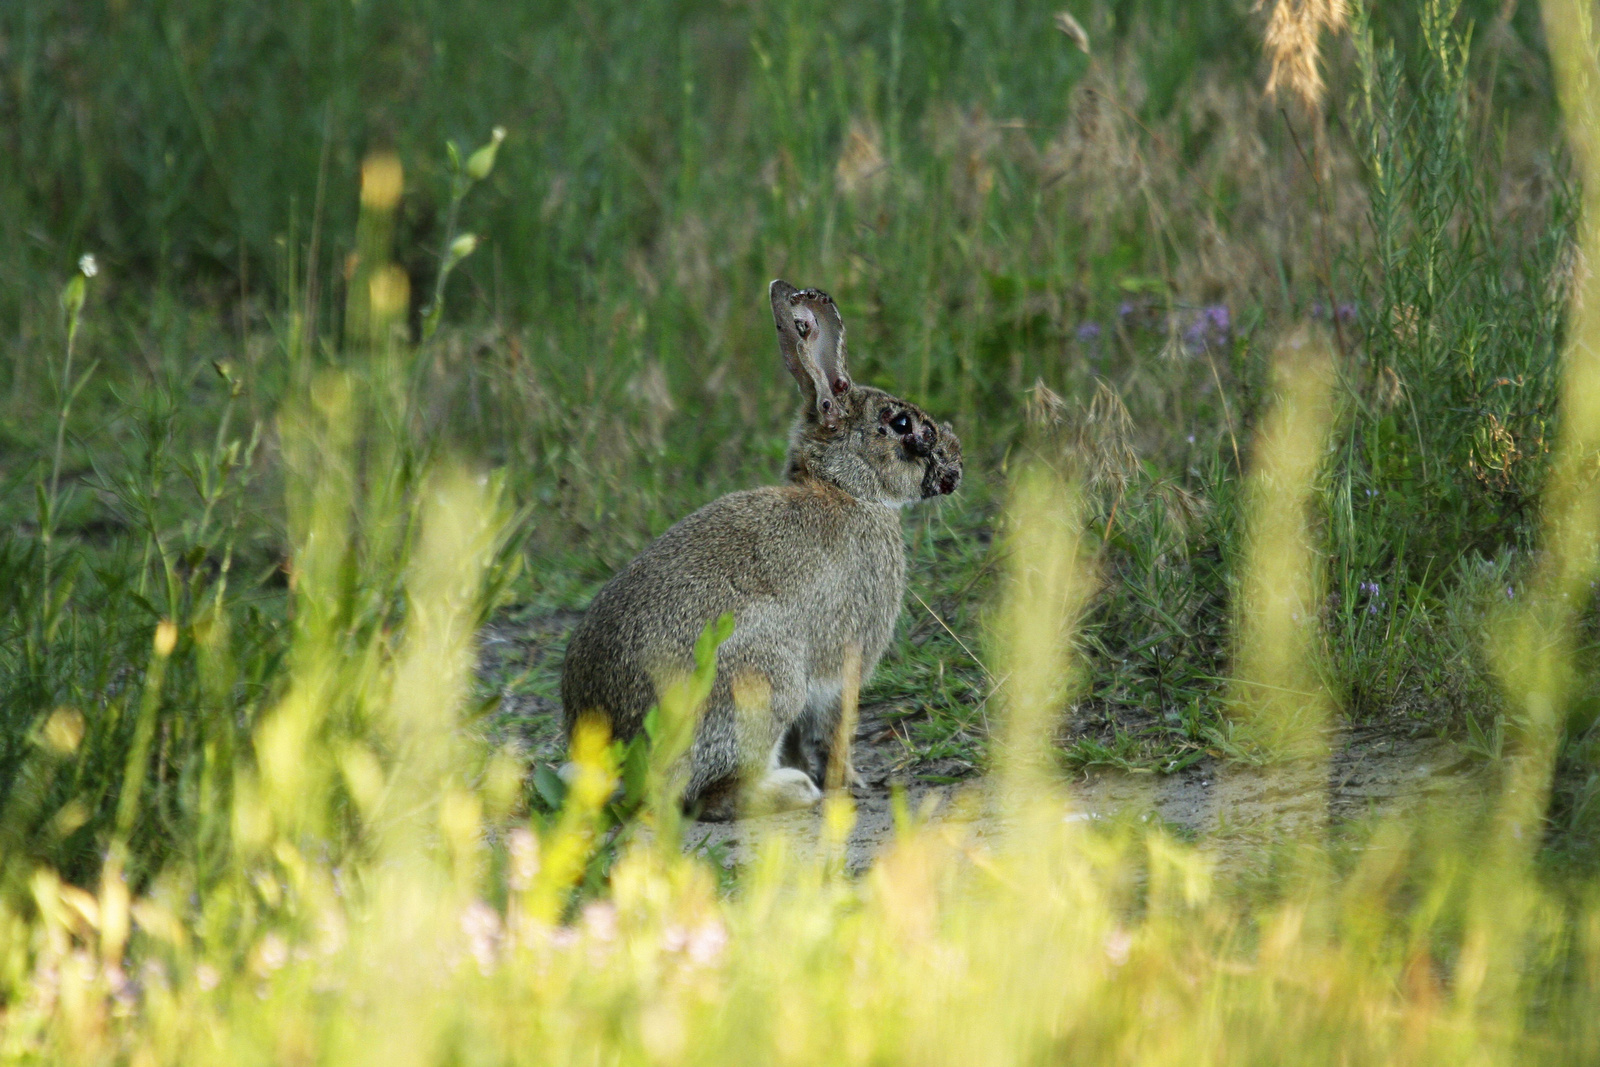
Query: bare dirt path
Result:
<box><xmin>482</xmin><ymin>614</ymin><xmax>1487</xmax><ymax>873</ymax></box>
<box><xmin>689</xmin><ymin>705</ymin><xmax>1485</xmax><ymax>872</ymax></box>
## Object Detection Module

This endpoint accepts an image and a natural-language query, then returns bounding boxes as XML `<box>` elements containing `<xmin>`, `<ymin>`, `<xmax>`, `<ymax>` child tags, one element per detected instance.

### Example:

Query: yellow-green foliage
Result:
<box><xmin>6</xmin><ymin>466</ymin><xmax>1600</xmax><ymax>1065</ymax></box>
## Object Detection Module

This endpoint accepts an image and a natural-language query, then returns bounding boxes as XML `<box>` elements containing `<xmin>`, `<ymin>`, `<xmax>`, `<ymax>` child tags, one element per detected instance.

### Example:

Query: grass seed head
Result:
<box><xmin>153</xmin><ymin>620</ymin><xmax>178</xmax><ymax>658</ymax></box>
<box><xmin>1053</xmin><ymin>11</ymin><xmax>1090</xmax><ymax>54</ymax></box>
<box><xmin>836</xmin><ymin>119</ymin><xmax>888</xmax><ymax>196</ymax></box>
<box><xmin>360</xmin><ymin>153</ymin><xmax>404</xmax><ymax>210</ymax></box>
<box><xmin>1258</xmin><ymin>0</ymin><xmax>1349</xmax><ymax>111</ymax></box>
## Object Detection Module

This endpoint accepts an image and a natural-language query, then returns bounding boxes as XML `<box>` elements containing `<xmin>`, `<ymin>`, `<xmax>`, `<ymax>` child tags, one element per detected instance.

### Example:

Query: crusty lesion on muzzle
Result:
<box><xmin>918</xmin><ymin>421</ymin><xmax>963</xmax><ymax>499</ymax></box>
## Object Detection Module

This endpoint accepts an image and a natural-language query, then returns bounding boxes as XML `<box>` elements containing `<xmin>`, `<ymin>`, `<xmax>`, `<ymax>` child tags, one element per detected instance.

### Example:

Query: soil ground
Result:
<box><xmin>688</xmin><ymin>704</ymin><xmax>1485</xmax><ymax>873</ymax></box>
<box><xmin>482</xmin><ymin>615</ymin><xmax>1488</xmax><ymax>874</ymax></box>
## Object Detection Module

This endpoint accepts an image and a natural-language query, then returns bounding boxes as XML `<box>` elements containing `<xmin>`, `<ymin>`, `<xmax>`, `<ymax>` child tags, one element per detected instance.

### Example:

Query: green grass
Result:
<box><xmin>1</xmin><ymin>0</ymin><xmax>1586</xmax><ymax>823</ymax></box>
<box><xmin>2</xmin><ymin>0</ymin><xmax>1600</xmax><ymax>1059</ymax></box>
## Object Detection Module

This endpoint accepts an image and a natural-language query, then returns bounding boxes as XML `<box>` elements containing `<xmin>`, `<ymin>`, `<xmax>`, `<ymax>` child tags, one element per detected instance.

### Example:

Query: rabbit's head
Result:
<box><xmin>771</xmin><ymin>279</ymin><xmax>962</xmax><ymax>506</ymax></box>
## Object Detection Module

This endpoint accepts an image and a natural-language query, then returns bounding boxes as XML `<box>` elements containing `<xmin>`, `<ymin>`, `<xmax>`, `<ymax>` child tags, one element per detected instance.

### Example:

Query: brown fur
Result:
<box><xmin>561</xmin><ymin>281</ymin><xmax>962</xmax><ymax>819</ymax></box>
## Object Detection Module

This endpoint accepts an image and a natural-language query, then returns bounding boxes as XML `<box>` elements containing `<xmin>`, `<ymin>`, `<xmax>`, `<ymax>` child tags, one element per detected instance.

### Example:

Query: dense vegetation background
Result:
<box><xmin>2</xmin><ymin>1</ymin><xmax>1600</xmax><ymax>1061</ymax></box>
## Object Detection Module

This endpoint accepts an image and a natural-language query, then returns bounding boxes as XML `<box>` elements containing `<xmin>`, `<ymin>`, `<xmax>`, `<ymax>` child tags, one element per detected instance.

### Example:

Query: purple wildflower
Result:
<box><xmin>1336</xmin><ymin>302</ymin><xmax>1358</xmax><ymax>323</ymax></box>
<box><xmin>1076</xmin><ymin>321</ymin><xmax>1102</xmax><ymax>343</ymax></box>
<box><xmin>1181</xmin><ymin>304</ymin><xmax>1232</xmax><ymax>353</ymax></box>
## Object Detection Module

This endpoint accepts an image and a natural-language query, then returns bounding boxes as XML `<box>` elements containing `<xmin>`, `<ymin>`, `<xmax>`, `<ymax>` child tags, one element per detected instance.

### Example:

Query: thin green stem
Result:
<box><xmin>423</xmin><ymin>183</ymin><xmax>466</xmax><ymax>343</ymax></box>
<box><xmin>44</xmin><ymin>311</ymin><xmax>80</xmax><ymax>554</ymax></box>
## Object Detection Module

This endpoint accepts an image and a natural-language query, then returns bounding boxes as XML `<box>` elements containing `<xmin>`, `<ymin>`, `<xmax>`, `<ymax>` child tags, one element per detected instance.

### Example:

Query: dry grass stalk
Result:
<box><xmin>1257</xmin><ymin>0</ymin><xmax>1350</xmax><ymax>111</ymax></box>
<box><xmin>1024</xmin><ymin>377</ymin><xmax>1069</xmax><ymax>431</ymax></box>
<box><xmin>927</xmin><ymin>105</ymin><xmax>1001</xmax><ymax>215</ymax></box>
<box><xmin>625</xmin><ymin>360</ymin><xmax>676</xmax><ymax>450</ymax></box>
<box><xmin>1025</xmin><ymin>378</ymin><xmax>1139</xmax><ymax>493</ymax></box>
<box><xmin>836</xmin><ymin>119</ymin><xmax>887</xmax><ymax>196</ymax></box>
<box><xmin>1376</xmin><ymin>365</ymin><xmax>1406</xmax><ymax>410</ymax></box>
<box><xmin>1038</xmin><ymin>59</ymin><xmax>1368</xmax><ymax>317</ymax></box>
<box><xmin>1053</xmin><ymin>11</ymin><xmax>1091</xmax><ymax>54</ymax></box>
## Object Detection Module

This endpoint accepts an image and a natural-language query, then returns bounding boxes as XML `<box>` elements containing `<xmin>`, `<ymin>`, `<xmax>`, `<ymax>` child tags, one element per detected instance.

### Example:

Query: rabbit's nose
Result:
<box><xmin>919</xmin><ymin>452</ymin><xmax>962</xmax><ymax>497</ymax></box>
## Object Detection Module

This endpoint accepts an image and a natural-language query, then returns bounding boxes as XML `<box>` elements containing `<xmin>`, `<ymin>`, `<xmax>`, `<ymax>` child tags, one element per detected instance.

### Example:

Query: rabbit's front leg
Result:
<box><xmin>741</xmin><ymin>665</ymin><xmax>825</xmax><ymax>815</ymax></box>
<box><xmin>780</xmin><ymin>681</ymin><xmax>867</xmax><ymax>794</ymax></box>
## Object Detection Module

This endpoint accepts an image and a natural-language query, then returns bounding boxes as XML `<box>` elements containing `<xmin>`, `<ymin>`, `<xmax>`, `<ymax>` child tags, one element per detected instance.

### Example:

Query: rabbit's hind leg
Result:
<box><xmin>695</xmin><ymin>763</ymin><xmax>819</xmax><ymax>821</ymax></box>
<box><xmin>683</xmin><ymin>655</ymin><xmax>820</xmax><ymax>820</ymax></box>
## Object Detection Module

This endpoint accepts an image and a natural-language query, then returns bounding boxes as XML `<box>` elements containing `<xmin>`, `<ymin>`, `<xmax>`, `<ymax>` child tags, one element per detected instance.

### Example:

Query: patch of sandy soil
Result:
<box><xmin>689</xmin><ymin>706</ymin><xmax>1487</xmax><ymax>874</ymax></box>
<box><xmin>482</xmin><ymin>613</ymin><xmax>1488</xmax><ymax>875</ymax></box>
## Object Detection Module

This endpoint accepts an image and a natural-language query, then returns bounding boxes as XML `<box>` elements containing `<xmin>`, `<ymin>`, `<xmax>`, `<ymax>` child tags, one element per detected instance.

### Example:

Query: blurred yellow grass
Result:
<box><xmin>1230</xmin><ymin>324</ymin><xmax>1336</xmax><ymax>761</ymax></box>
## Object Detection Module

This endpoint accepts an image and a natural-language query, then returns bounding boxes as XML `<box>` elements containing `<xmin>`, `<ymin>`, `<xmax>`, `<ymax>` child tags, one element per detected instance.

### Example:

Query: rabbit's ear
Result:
<box><xmin>770</xmin><ymin>279</ymin><xmax>852</xmax><ymax>428</ymax></box>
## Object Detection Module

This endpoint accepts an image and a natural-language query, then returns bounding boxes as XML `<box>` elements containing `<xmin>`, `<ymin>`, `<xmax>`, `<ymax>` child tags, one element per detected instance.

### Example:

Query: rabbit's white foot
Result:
<box><xmin>747</xmin><ymin>767</ymin><xmax>824</xmax><ymax>815</ymax></box>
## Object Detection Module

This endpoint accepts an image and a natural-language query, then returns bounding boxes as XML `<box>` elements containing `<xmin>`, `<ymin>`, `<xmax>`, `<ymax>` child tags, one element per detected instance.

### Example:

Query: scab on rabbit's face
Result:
<box><xmin>559</xmin><ymin>279</ymin><xmax>962</xmax><ymax>821</ymax></box>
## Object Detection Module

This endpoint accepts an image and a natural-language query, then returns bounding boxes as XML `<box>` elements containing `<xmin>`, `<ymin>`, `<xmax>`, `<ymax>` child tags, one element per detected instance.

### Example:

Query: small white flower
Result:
<box><xmin>1103</xmin><ymin>928</ymin><xmax>1133</xmax><ymax>966</ymax></box>
<box><xmin>461</xmin><ymin>900</ymin><xmax>503</xmax><ymax>974</ymax></box>
<box><xmin>506</xmin><ymin>827</ymin><xmax>540</xmax><ymax>891</ymax></box>
<box><xmin>254</xmin><ymin>933</ymin><xmax>289</xmax><ymax>973</ymax></box>
<box><xmin>685</xmin><ymin>920</ymin><xmax>728</xmax><ymax>965</ymax></box>
<box><xmin>662</xmin><ymin>919</ymin><xmax>728</xmax><ymax>965</ymax></box>
<box><xmin>78</xmin><ymin>253</ymin><xmax>98</xmax><ymax>278</ymax></box>
<box><xmin>581</xmin><ymin>901</ymin><xmax>617</xmax><ymax>942</ymax></box>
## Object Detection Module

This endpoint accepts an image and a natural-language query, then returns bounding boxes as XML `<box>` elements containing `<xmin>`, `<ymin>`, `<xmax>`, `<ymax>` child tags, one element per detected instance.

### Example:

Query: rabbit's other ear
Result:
<box><xmin>770</xmin><ymin>279</ymin><xmax>852</xmax><ymax>428</ymax></box>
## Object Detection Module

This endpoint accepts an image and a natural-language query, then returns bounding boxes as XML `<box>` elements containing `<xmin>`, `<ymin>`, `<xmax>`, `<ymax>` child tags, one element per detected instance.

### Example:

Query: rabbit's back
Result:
<box><xmin>560</xmin><ymin>480</ymin><xmax>905</xmax><ymax>740</ymax></box>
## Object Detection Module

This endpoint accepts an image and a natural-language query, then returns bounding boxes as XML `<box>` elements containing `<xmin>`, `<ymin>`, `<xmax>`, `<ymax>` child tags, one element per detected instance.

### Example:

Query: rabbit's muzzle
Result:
<box><xmin>921</xmin><ymin>459</ymin><xmax>962</xmax><ymax>498</ymax></box>
<box><xmin>912</xmin><ymin>422</ymin><xmax>963</xmax><ymax>499</ymax></box>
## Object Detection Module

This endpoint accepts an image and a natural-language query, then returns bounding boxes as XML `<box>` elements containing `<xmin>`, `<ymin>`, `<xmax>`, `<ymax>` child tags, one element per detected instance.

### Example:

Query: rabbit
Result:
<box><xmin>560</xmin><ymin>280</ymin><xmax>962</xmax><ymax>821</ymax></box>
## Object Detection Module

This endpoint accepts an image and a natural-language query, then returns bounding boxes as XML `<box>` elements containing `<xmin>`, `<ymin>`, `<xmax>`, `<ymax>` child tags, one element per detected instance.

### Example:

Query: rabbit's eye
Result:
<box><xmin>889</xmin><ymin>412</ymin><xmax>914</xmax><ymax>435</ymax></box>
